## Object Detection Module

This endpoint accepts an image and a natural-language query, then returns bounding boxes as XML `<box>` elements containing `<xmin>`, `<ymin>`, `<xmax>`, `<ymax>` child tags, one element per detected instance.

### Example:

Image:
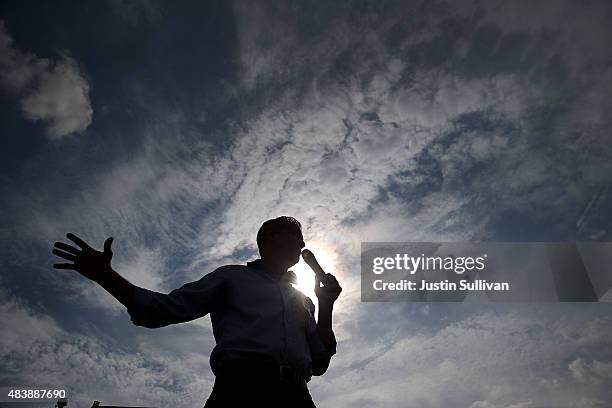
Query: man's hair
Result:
<box><xmin>257</xmin><ymin>216</ymin><xmax>302</xmax><ymax>251</ymax></box>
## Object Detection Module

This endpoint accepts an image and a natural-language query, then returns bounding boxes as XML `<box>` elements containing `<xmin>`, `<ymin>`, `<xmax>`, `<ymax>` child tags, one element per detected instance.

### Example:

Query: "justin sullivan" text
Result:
<box><xmin>373</xmin><ymin>279</ymin><xmax>510</xmax><ymax>291</ymax></box>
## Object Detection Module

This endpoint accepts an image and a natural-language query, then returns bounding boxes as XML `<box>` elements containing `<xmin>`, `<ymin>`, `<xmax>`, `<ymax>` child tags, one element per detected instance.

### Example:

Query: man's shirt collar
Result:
<box><xmin>247</xmin><ymin>259</ymin><xmax>297</xmax><ymax>284</ymax></box>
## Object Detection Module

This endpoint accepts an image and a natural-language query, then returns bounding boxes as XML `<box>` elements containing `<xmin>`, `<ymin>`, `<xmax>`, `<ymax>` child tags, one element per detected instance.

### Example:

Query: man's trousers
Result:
<box><xmin>203</xmin><ymin>372</ymin><xmax>318</xmax><ymax>407</ymax></box>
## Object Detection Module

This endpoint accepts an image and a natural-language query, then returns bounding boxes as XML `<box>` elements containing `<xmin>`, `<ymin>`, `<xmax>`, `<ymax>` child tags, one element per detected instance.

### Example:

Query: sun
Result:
<box><xmin>290</xmin><ymin>241</ymin><xmax>341</xmax><ymax>302</ymax></box>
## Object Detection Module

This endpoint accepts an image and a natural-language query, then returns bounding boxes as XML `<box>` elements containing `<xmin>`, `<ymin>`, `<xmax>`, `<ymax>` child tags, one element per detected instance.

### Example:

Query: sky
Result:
<box><xmin>1</xmin><ymin>0</ymin><xmax>612</xmax><ymax>407</ymax></box>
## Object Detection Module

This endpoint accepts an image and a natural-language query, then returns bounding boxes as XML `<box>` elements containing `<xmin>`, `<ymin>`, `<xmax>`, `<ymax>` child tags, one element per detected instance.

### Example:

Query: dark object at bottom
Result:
<box><xmin>91</xmin><ymin>401</ymin><xmax>155</xmax><ymax>408</ymax></box>
<box><xmin>204</xmin><ymin>360</ymin><xmax>317</xmax><ymax>407</ymax></box>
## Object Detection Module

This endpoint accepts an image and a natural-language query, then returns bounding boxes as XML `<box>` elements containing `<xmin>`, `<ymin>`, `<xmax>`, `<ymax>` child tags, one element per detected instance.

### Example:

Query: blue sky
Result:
<box><xmin>1</xmin><ymin>1</ymin><xmax>612</xmax><ymax>407</ymax></box>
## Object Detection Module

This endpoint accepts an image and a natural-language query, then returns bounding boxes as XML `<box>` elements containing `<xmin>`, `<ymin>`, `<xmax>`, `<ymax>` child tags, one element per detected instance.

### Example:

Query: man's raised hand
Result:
<box><xmin>314</xmin><ymin>273</ymin><xmax>342</xmax><ymax>304</ymax></box>
<box><xmin>52</xmin><ymin>233</ymin><xmax>114</xmax><ymax>283</ymax></box>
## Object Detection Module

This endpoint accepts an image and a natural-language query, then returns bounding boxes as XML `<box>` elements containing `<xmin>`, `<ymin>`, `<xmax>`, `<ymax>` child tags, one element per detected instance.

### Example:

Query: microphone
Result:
<box><xmin>301</xmin><ymin>249</ymin><xmax>326</xmax><ymax>278</ymax></box>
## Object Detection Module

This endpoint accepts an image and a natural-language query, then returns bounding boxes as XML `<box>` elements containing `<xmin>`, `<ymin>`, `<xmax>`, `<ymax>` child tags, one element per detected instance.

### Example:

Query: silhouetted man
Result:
<box><xmin>52</xmin><ymin>216</ymin><xmax>341</xmax><ymax>407</ymax></box>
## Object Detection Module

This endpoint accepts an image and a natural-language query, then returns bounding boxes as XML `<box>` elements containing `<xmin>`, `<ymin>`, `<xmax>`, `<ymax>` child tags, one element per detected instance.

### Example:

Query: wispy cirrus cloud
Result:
<box><xmin>8</xmin><ymin>0</ymin><xmax>611</xmax><ymax>323</ymax></box>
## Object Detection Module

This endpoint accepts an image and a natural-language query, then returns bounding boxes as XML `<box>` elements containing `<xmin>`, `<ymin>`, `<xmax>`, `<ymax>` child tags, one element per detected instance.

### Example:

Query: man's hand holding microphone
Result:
<box><xmin>301</xmin><ymin>248</ymin><xmax>341</xmax><ymax>351</ymax></box>
<box><xmin>301</xmin><ymin>249</ymin><xmax>342</xmax><ymax>304</ymax></box>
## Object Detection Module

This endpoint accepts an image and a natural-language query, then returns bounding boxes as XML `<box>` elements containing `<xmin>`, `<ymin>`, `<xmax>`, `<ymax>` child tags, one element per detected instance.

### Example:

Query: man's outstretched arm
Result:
<box><xmin>125</xmin><ymin>272</ymin><xmax>225</xmax><ymax>328</ymax></box>
<box><xmin>52</xmin><ymin>233</ymin><xmax>224</xmax><ymax>328</ymax></box>
<box><xmin>53</xmin><ymin>233</ymin><xmax>136</xmax><ymax>307</ymax></box>
<box><xmin>96</xmin><ymin>267</ymin><xmax>136</xmax><ymax>308</ymax></box>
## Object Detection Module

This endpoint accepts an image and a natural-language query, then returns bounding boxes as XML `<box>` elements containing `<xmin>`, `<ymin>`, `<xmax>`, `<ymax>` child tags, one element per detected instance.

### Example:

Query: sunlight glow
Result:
<box><xmin>290</xmin><ymin>241</ymin><xmax>342</xmax><ymax>302</ymax></box>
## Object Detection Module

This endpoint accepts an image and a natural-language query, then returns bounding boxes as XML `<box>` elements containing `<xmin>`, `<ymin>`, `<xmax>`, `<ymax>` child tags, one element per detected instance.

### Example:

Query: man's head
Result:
<box><xmin>257</xmin><ymin>216</ymin><xmax>305</xmax><ymax>270</ymax></box>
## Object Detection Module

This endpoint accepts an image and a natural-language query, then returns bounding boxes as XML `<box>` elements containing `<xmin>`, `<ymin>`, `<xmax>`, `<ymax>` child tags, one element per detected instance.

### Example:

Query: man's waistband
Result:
<box><xmin>215</xmin><ymin>358</ymin><xmax>309</xmax><ymax>388</ymax></box>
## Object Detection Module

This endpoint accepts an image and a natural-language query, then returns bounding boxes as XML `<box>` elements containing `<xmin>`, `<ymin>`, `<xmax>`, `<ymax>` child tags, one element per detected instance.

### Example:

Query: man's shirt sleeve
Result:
<box><xmin>304</xmin><ymin>297</ymin><xmax>337</xmax><ymax>376</ymax></box>
<box><xmin>127</xmin><ymin>269</ymin><xmax>225</xmax><ymax>328</ymax></box>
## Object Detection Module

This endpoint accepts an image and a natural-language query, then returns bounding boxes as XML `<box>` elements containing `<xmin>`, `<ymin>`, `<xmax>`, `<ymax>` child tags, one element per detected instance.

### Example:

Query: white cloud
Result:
<box><xmin>20</xmin><ymin>56</ymin><xmax>92</xmax><ymax>139</ymax></box>
<box><xmin>310</xmin><ymin>311</ymin><xmax>612</xmax><ymax>407</ymax></box>
<box><xmin>0</xmin><ymin>21</ymin><xmax>92</xmax><ymax>139</ymax></box>
<box><xmin>569</xmin><ymin>358</ymin><xmax>612</xmax><ymax>384</ymax></box>
<box><xmin>0</xmin><ymin>285</ymin><xmax>63</xmax><ymax>357</ymax></box>
<box><xmin>0</xmin><ymin>285</ymin><xmax>215</xmax><ymax>408</ymax></box>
